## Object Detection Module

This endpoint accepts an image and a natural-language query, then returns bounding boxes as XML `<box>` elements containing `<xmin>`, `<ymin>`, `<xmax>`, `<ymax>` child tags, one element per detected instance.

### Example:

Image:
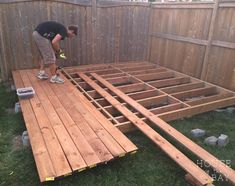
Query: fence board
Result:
<box><xmin>0</xmin><ymin>0</ymin><xmax>235</xmax><ymax>91</ymax></box>
<box><xmin>149</xmin><ymin>0</ymin><xmax>235</xmax><ymax>90</ymax></box>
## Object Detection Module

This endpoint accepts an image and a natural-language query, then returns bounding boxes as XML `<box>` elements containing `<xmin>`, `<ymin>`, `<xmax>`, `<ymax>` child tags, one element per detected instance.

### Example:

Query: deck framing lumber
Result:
<box><xmin>89</xmin><ymin>72</ymin><xmax>235</xmax><ymax>185</ymax></box>
<box><xmin>79</xmin><ymin>73</ymin><xmax>213</xmax><ymax>186</ymax></box>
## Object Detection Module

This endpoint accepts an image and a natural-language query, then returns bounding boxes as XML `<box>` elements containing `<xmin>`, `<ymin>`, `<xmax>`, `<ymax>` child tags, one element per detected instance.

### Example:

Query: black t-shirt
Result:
<box><xmin>35</xmin><ymin>21</ymin><xmax>67</xmax><ymax>41</ymax></box>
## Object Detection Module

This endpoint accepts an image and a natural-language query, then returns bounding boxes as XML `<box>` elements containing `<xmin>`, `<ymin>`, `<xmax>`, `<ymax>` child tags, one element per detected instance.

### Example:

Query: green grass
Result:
<box><xmin>0</xmin><ymin>83</ymin><xmax>234</xmax><ymax>186</ymax></box>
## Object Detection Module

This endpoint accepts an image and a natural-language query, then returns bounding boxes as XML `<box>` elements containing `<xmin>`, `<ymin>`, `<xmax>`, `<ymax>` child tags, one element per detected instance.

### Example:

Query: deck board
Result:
<box><xmin>12</xmin><ymin>69</ymin><xmax>138</xmax><ymax>182</ymax></box>
<box><xmin>12</xmin><ymin>71</ymin><xmax>56</xmax><ymax>182</ymax></box>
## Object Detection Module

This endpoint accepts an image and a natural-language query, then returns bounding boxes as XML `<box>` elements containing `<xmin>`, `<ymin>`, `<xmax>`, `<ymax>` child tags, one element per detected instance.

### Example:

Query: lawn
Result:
<box><xmin>0</xmin><ymin>82</ymin><xmax>234</xmax><ymax>186</ymax></box>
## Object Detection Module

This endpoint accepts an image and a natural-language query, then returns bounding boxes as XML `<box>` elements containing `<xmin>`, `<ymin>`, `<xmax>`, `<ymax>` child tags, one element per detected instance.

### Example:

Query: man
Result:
<box><xmin>33</xmin><ymin>21</ymin><xmax>78</xmax><ymax>83</ymax></box>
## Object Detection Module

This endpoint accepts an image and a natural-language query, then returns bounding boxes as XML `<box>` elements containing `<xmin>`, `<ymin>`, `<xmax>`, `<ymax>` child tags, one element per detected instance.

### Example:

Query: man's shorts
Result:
<box><xmin>32</xmin><ymin>31</ymin><xmax>56</xmax><ymax>64</ymax></box>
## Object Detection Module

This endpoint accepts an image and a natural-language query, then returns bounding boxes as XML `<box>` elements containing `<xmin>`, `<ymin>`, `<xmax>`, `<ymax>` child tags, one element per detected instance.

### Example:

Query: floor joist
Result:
<box><xmin>79</xmin><ymin>73</ymin><xmax>213</xmax><ymax>186</ymax></box>
<box><xmin>61</xmin><ymin>61</ymin><xmax>235</xmax><ymax>185</ymax></box>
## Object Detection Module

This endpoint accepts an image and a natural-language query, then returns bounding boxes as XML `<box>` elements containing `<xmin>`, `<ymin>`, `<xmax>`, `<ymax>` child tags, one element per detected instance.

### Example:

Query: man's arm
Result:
<box><xmin>51</xmin><ymin>34</ymin><xmax>63</xmax><ymax>52</ymax></box>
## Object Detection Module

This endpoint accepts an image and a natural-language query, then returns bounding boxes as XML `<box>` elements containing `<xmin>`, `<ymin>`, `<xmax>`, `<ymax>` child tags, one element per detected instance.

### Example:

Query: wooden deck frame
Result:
<box><xmin>88</xmin><ymin>72</ymin><xmax>235</xmax><ymax>185</ymax></box>
<box><xmin>79</xmin><ymin>73</ymin><xmax>213</xmax><ymax>186</ymax></box>
<box><xmin>62</xmin><ymin>62</ymin><xmax>235</xmax><ymax>132</ymax></box>
<box><xmin>61</xmin><ymin>61</ymin><xmax>235</xmax><ymax>185</ymax></box>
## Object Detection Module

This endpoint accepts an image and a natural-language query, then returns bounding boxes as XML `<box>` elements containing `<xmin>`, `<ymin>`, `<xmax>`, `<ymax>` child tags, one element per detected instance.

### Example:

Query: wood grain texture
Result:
<box><xmin>90</xmin><ymin>72</ymin><xmax>235</xmax><ymax>185</ymax></box>
<box><xmin>79</xmin><ymin>73</ymin><xmax>213</xmax><ymax>186</ymax></box>
<box><xmin>12</xmin><ymin>68</ymin><xmax>137</xmax><ymax>182</ymax></box>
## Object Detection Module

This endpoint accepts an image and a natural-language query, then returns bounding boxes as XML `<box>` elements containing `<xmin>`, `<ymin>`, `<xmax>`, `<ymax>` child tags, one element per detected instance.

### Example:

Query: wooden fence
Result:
<box><xmin>0</xmin><ymin>0</ymin><xmax>235</xmax><ymax>91</ymax></box>
<box><xmin>0</xmin><ymin>0</ymin><xmax>150</xmax><ymax>81</ymax></box>
<box><xmin>149</xmin><ymin>0</ymin><xmax>235</xmax><ymax>90</ymax></box>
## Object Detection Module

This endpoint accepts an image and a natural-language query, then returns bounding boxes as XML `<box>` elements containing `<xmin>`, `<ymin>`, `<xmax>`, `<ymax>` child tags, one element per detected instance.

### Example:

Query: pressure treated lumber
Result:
<box><xmin>149</xmin><ymin>77</ymin><xmax>190</xmax><ymax>88</ymax></box>
<box><xmin>79</xmin><ymin>73</ymin><xmax>213</xmax><ymax>185</ymax></box>
<box><xmin>28</xmin><ymin>70</ymin><xmax>101</xmax><ymax>167</ymax></box>
<box><xmin>59</xmin><ymin>74</ymin><xmax>138</xmax><ymax>154</ymax></box>
<box><xmin>90</xmin><ymin>73</ymin><xmax>235</xmax><ymax>185</ymax></box>
<box><xmin>160</xmin><ymin>82</ymin><xmax>205</xmax><ymax>94</ymax></box>
<box><xmin>12</xmin><ymin>71</ymin><xmax>56</xmax><ymax>182</ymax></box>
<box><xmin>12</xmin><ymin>69</ymin><xmax>138</xmax><ymax>182</ymax></box>
<box><xmin>24</xmin><ymin>70</ymin><xmax>87</xmax><ymax>172</ymax></box>
<box><xmin>19</xmin><ymin>71</ymin><xmax>72</xmax><ymax>177</ymax></box>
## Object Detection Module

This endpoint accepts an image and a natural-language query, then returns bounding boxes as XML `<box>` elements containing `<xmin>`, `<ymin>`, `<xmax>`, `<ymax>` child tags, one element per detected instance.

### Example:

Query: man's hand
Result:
<box><xmin>56</xmin><ymin>49</ymin><xmax>67</xmax><ymax>60</ymax></box>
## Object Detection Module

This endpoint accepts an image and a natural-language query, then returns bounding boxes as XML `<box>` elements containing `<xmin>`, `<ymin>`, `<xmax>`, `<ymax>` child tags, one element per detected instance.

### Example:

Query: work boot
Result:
<box><xmin>50</xmin><ymin>75</ymin><xmax>65</xmax><ymax>84</ymax></box>
<box><xmin>37</xmin><ymin>71</ymin><xmax>49</xmax><ymax>80</ymax></box>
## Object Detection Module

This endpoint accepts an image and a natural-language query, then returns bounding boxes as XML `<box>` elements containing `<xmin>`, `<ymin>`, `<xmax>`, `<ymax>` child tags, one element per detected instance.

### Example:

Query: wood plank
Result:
<box><xmin>97</xmin><ymin>1</ymin><xmax>149</xmax><ymax>8</ymax></box>
<box><xmin>117</xmin><ymin>64</ymin><xmax>157</xmax><ymax>72</ymax></box>
<box><xmin>185</xmin><ymin>93</ymin><xmax>234</xmax><ymax>106</ymax></box>
<box><xmin>138</xmin><ymin>95</ymin><xmax>168</xmax><ymax>108</ymax></box>
<box><xmin>151</xmin><ymin>32</ymin><xmax>208</xmax><ymax>46</ymax></box>
<box><xmin>114</xmin><ymin>102</ymin><xmax>183</xmax><ymax>123</ymax></box>
<box><xmin>28</xmin><ymin>70</ymin><xmax>101</xmax><ymax>167</ymax></box>
<box><xmin>160</xmin><ymin>82</ymin><xmax>205</xmax><ymax>94</ymax></box>
<box><xmin>95</xmin><ymin>97</ymin><xmax>114</xmax><ymax>107</ymax></box>
<box><xmin>103</xmin><ymin>95</ymin><xmax>169</xmax><ymax>115</ymax></box>
<box><xmin>151</xmin><ymin>3</ymin><xmax>214</xmax><ymax>9</ymax></box>
<box><xmin>65</xmin><ymin>64</ymin><xmax>112</xmax><ymax>73</ymax></box>
<box><xmin>159</xmin><ymin>97</ymin><xmax>235</xmax><ymax>121</ymax></box>
<box><xmin>171</xmin><ymin>86</ymin><xmax>217</xmax><ymax>101</ymax></box>
<box><xmin>219</xmin><ymin>2</ymin><xmax>235</xmax><ymax>8</ymax></box>
<box><xmin>0</xmin><ymin>0</ymin><xmax>92</xmax><ymax>6</ymax></box>
<box><xmin>60</xmin><ymin>73</ymin><xmax>138</xmax><ymax>153</ymax></box>
<box><xmin>149</xmin><ymin>77</ymin><xmax>191</xmax><ymax>88</ymax></box>
<box><xmin>101</xmin><ymin>72</ymin><xmax>126</xmax><ymax>79</ymax></box>
<box><xmin>80</xmin><ymin>73</ymin><xmax>213</xmax><ymax>186</ymax></box>
<box><xmin>51</xmin><ymin>78</ymin><xmax>129</xmax><ymax>158</ymax></box>
<box><xmin>87</xmin><ymin>69</ymin><xmax>121</xmax><ymax>75</ymax></box>
<box><xmin>114</xmin><ymin>122</ymin><xmax>136</xmax><ymax>133</ymax></box>
<box><xmin>151</xmin><ymin>103</ymin><xmax>184</xmax><ymax>115</ymax></box>
<box><xmin>118</xmin><ymin>83</ymin><xmax>151</xmax><ymax>93</ymax></box>
<box><xmin>87</xmin><ymin>83</ymin><xmax>152</xmax><ymax>98</ymax></box>
<box><xmin>128</xmin><ymin>67</ymin><xmax>167</xmax><ymax>75</ymax></box>
<box><xmin>112</xmin><ymin>61</ymin><xmax>150</xmax><ymax>68</ymax></box>
<box><xmin>135</xmin><ymin>71</ymin><xmax>175</xmax><ymax>82</ymax></box>
<box><xmin>201</xmin><ymin>0</ymin><xmax>220</xmax><ymax>80</ymax></box>
<box><xmin>48</xmin><ymin>85</ymin><xmax>114</xmax><ymax>163</ymax></box>
<box><xmin>19</xmin><ymin>71</ymin><xmax>72</xmax><ymax>178</ymax></box>
<box><xmin>91</xmin><ymin>73</ymin><xmax>235</xmax><ymax>185</ymax></box>
<box><xmin>12</xmin><ymin>71</ymin><xmax>56</xmax><ymax>182</ymax></box>
<box><xmin>127</xmin><ymin>89</ymin><xmax>161</xmax><ymax>100</ymax></box>
<box><xmin>211</xmin><ymin>40</ymin><xmax>235</xmax><ymax>49</ymax></box>
<box><xmin>106</xmin><ymin>76</ymin><xmax>136</xmax><ymax>85</ymax></box>
<box><xmin>26</xmin><ymin>70</ymin><xmax>87</xmax><ymax>171</ymax></box>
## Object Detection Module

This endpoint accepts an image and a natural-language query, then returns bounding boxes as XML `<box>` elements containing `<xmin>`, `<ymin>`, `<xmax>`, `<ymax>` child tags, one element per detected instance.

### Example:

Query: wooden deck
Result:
<box><xmin>12</xmin><ymin>62</ymin><xmax>235</xmax><ymax>185</ymax></box>
<box><xmin>12</xmin><ymin>69</ymin><xmax>137</xmax><ymax>182</ymax></box>
<box><xmin>61</xmin><ymin>61</ymin><xmax>235</xmax><ymax>185</ymax></box>
<box><xmin>63</xmin><ymin>61</ymin><xmax>235</xmax><ymax>132</ymax></box>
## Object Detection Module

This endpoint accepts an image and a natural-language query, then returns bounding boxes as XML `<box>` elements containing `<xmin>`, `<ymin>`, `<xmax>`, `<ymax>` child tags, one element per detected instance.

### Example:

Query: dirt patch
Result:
<box><xmin>11</xmin><ymin>135</ymin><xmax>22</xmax><ymax>151</ymax></box>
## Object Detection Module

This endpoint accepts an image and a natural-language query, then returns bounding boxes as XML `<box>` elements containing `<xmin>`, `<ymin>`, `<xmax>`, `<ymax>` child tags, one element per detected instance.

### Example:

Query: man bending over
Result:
<box><xmin>33</xmin><ymin>21</ymin><xmax>77</xmax><ymax>83</ymax></box>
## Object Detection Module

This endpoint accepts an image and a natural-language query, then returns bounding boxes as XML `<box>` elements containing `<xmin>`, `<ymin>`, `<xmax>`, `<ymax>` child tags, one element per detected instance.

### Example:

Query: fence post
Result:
<box><xmin>147</xmin><ymin>3</ymin><xmax>153</xmax><ymax>63</ymax></box>
<box><xmin>201</xmin><ymin>0</ymin><xmax>219</xmax><ymax>80</ymax></box>
<box><xmin>91</xmin><ymin>0</ymin><xmax>97</xmax><ymax>64</ymax></box>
